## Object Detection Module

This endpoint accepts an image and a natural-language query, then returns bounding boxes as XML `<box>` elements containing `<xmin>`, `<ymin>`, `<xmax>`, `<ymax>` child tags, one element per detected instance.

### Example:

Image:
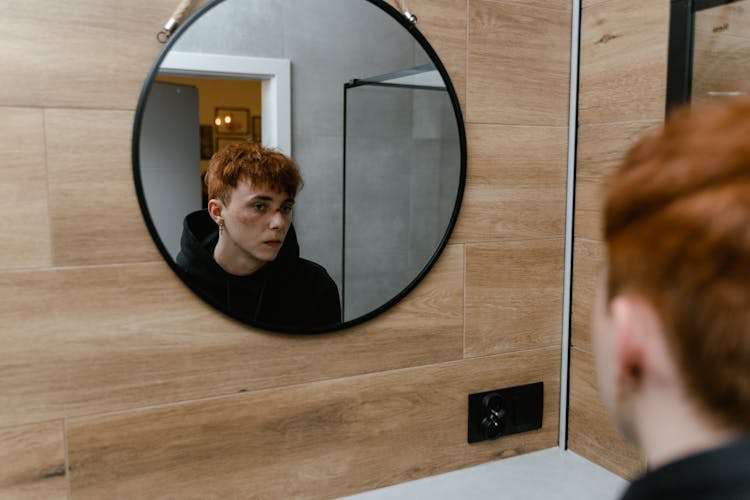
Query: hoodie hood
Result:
<box><xmin>175</xmin><ymin>209</ymin><xmax>300</xmax><ymax>320</ymax></box>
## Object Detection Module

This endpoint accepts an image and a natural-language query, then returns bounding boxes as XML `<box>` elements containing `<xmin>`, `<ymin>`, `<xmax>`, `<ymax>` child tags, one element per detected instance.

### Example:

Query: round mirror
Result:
<box><xmin>133</xmin><ymin>0</ymin><xmax>466</xmax><ymax>333</ymax></box>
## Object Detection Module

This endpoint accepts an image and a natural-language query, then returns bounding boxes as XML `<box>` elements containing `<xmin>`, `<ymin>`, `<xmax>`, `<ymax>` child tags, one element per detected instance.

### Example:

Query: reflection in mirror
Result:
<box><xmin>666</xmin><ymin>0</ymin><xmax>750</xmax><ymax>111</ymax></box>
<box><xmin>692</xmin><ymin>0</ymin><xmax>750</xmax><ymax>105</ymax></box>
<box><xmin>133</xmin><ymin>0</ymin><xmax>465</xmax><ymax>333</ymax></box>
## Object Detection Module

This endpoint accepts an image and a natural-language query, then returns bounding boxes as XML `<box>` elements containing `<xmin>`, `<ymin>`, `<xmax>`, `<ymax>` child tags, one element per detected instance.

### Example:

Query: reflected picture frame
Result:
<box><xmin>214</xmin><ymin>107</ymin><xmax>250</xmax><ymax>135</ymax></box>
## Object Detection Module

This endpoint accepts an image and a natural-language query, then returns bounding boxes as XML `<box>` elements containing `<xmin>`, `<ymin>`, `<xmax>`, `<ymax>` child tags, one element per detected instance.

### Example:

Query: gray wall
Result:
<box><xmin>139</xmin><ymin>81</ymin><xmax>203</xmax><ymax>258</ymax></box>
<box><xmin>344</xmin><ymin>84</ymin><xmax>459</xmax><ymax>320</ymax></box>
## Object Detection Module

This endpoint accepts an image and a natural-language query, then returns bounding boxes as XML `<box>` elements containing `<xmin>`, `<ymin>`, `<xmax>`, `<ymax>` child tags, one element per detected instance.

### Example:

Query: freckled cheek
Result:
<box><xmin>232</xmin><ymin>210</ymin><xmax>263</xmax><ymax>226</ymax></box>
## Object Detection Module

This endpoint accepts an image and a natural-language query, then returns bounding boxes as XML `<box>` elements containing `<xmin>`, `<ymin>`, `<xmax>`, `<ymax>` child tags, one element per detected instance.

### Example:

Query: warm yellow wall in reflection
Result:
<box><xmin>156</xmin><ymin>74</ymin><xmax>262</xmax><ymax>173</ymax></box>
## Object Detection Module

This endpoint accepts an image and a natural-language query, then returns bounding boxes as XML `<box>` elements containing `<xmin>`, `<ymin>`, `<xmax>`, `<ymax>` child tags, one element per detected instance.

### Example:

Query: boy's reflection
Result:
<box><xmin>177</xmin><ymin>142</ymin><xmax>341</xmax><ymax>330</ymax></box>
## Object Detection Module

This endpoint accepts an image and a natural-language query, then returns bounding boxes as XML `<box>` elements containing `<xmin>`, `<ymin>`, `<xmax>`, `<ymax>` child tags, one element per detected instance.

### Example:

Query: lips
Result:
<box><xmin>264</xmin><ymin>240</ymin><xmax>282</xmax><ymax>248</ymax></box>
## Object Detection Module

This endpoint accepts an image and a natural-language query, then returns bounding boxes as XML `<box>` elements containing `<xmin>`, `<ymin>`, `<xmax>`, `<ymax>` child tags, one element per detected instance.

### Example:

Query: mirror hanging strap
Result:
<box><xmin>157</xmin><ymin>0</ymin><xmax>195</xmax><ymax>43</ymax></box>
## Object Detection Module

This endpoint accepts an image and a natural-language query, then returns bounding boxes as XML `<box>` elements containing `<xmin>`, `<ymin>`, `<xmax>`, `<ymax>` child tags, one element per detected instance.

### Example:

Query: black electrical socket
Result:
<box><xmin>467</xmin><ymin>382</ymin><xmax>543</xmax><ymax>443</ymax></box>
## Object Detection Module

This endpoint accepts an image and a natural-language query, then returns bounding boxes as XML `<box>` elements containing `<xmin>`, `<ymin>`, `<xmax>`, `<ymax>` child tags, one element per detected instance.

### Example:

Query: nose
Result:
<box><xmin>269</xmin><ymin>210</ymin><xmax>285</xmax><ymax>230</ymax></box>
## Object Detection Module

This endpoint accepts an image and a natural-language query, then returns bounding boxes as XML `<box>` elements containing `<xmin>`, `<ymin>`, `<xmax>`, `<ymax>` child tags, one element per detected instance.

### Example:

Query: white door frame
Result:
<box><xmin>158</xmin><ymin>51</ymin><xmax>292</xmax><ymax>155</ymax></box>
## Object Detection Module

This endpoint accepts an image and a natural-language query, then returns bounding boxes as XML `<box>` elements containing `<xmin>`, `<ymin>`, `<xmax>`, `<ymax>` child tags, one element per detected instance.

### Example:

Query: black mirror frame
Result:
<box><xmin>132</xmin><ymin>0</ymin><xmax>467</xmax><ymax>335</ymax></box>
<box><xmin>666</xmin><ymin>0</ymin><xmax>743</xmax><ymax>115</ymax></box>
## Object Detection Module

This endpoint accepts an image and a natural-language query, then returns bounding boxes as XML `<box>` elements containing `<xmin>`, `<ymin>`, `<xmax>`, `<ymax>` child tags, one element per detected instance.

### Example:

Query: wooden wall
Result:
<box><xmin>0</xmin><ymin>1</ymin><xmax>571</xmax><ymax>498</ymax></box>
<box><xmin>567</xmin><ymin>0</ymin><xmax>670</xmax><ymax>478</ymax></box>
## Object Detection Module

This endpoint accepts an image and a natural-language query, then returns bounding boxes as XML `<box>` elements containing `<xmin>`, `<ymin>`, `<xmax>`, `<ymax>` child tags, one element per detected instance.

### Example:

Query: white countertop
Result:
<box><xmin>340</xmin><ymin>447</ymin><xmax>629</xmax><ymax>500</ymax></box>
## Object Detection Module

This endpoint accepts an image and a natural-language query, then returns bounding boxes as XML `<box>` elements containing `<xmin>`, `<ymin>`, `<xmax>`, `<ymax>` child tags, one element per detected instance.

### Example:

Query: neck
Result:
<box><xmin>213</xmin><ymin>234</ymin><xmax>265</xmax><ymax>276</ymax></box>
<box><xmin>635</xmin><ymin>387</ymin><xmax>741</xmax><ymax>469</ymax></box>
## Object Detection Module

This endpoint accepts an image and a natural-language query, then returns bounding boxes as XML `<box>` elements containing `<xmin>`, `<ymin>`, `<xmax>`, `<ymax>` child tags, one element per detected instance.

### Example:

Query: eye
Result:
<box><xmin>281</xmin><ymin>205</ymin><xmax>294</xmax><ymax>215</ymax></box>
<box><xmin>252</xmin><ymin>203</ymin><xmax>267</xmax><ymax>212</ymax></box>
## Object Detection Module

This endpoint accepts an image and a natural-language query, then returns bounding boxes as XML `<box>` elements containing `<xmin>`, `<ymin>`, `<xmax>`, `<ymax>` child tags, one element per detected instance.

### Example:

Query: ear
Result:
<box><xmin>207</xmin><ymin>199</ymin><xmax>224</xmax><ymax>226</ymax></box>
<box><xmin>611</xmin><ymin>295</ymin><xmax>675</xmax><ymax>388</ymax></box>
<box><xmin>609</xmin><ymin>295</ymin><xmax>657</xmax><ymax>386</ymax></box>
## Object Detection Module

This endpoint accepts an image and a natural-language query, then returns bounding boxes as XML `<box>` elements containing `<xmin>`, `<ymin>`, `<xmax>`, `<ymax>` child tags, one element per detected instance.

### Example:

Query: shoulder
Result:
<box><xmin>297</xmin><ymin>257</ymin><xmax>331</xmax><ymax>275</ymax></box>
<box><xmin>265</xmin><ymin>257</ymin><xmax>341</xmax><ymax>327</ymax></box>
<box><xmin>295</xmin><ymin>258</ymin><xmax>338</xmax><ymax>288</ymax></box>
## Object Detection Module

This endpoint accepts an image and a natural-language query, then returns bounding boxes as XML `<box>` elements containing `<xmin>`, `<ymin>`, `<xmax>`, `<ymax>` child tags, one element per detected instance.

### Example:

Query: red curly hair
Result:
<box><xmin>604</xmin><ymin>97</ymin><xmax>750</xmax><ymax>430</ymax></box>
<box><xmin>205</xmin><ymin>141</ymin><xmax>302</xmax><ymax>204</ymax></box>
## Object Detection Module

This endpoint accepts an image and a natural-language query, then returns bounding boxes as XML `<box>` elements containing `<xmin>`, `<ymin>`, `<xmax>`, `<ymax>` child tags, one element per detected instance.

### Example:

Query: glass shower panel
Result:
<box><xmin>343</xmin><ymin>79</ymin><xmax>460</xmax><ymax>321</ymax></box>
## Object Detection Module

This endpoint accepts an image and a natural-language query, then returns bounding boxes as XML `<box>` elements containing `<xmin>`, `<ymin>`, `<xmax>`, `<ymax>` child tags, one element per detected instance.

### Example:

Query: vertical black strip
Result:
<box><xmin>666</xmin><ymin>0</ymin><xmax>695</xmax><ymax>115</ymax></box>
<box><xmin>341</xmin><ymin>83</ymin><xmax>348</xmax><ymax>320</ymax></box>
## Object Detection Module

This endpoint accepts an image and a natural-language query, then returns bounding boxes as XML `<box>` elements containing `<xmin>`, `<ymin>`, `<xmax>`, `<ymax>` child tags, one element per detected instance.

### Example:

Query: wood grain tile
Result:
<box><xmin>478</xmin><ymin>0</ymin><xmax>572</xmax><ymax>11</ymax></box>
<box><xmin>452</xmin><ymin>124</ymin><xmax>568</xmax><ymax>243</ymax></box>
<box><xmin>468</xmin><ymin>0</ymin><xmax>571</xmax><ymax>126</ymax></box>
<box><xmin>694</xmin><ymin>0</ymin><xmax>750</xmax><ymax>37</ymax></box>
<box><xmin>67</xmin><ymin>347</ymin><xmax>560</xmax><ymax>499</ymax></box>
<box><xmin>578</xmin><ymin>0</ymin><xmax>669</xmax><ymax>124</ymax></box>
<box><xmin>571</xmin><ymin>0</ymin><xmax>665</xmax><ymax>481</ymax></box>
<box><xmin>465</xmin><ymin>239</ymin><xmax>565</xmax><ymax>356</ymax></box>
<box><xmin>570</xmin><ymin>238</ymin><xmax>605</xmax><ymax>353</ymax></box>
<box><xmin>575</xmin><ymin>120</ymin><xmax>662</xmax><ymax>240</ymax></box>
<box><xmin>0</xmin><ymin>245</ymin><xmax>462</xmax><ymax>428</ymax></box>
<box><xmin>582</xmin><ymin>0</ymin><xmax>614</xmax><ymax>7</ymax></box>
<box><xmin>0</xmin><ymin>421</ymin><xmax>67</xmax><ymax>499</ymax></box>
<box><xmin>0</xmin><ymin>107</ymin><xmax>51</xmax><ymax>270</ymax></box>
<box><xmin>0</xmin><ymin>0</ymin><xmax>570</xmax><ymax>493</ymax></box>
<box><xmin>0</xmin><ymin>1</ymin><xmax>184</xmax><ymax>109</ymax></box>
<box><xmin>387</xmin><ymin>0</ymin><xmax>468</xmax><ymax>110</ymax></box>
<box><xmin>568</xmin><ymin>348</ymin><xmax>645</xmax><ymax>479</ymax></box>
<box><xmin>692</xmin><ymin>33</ymin><xmax>750</xmax><ymax>105</ymax></box>
<box><xmin>45</xmin><ymin>108</ymin><xmax>160</xmax><ymax>266</ymax></box>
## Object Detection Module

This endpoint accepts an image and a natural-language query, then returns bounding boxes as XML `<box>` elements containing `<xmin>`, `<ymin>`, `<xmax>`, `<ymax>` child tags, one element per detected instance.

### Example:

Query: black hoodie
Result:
<box><xmin>176</xmin><ymin>210</ymin><xmax>341</xmax><ymax>331</ymax></box>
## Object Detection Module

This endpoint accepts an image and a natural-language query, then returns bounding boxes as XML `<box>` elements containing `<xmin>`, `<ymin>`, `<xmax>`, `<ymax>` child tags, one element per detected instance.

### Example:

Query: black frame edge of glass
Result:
<box><xmin>694</xmin><ymin>0</ymin><xmax>741</xmax><ymax>10</ymax></box>
<box><xmin>131</xmin><ymin>0</ymin><xmax>468</xmax><ymax>335</ymax></box>
<box><xmin>346</xmin><ymin>80</ymin><xmax>448</xmax><ymax>92</ymax></box>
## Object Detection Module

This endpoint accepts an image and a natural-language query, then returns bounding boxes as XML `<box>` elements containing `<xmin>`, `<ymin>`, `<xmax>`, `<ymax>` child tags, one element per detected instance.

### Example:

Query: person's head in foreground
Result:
<box><xmin>593</xmin><ymin>97</ymin><xmax>750</xmax><ymax>498</ymax></box>
<box><xmin>205</xmin><ymin>141</ymin><xmax>302</xmax><ymax>276</ymax></box>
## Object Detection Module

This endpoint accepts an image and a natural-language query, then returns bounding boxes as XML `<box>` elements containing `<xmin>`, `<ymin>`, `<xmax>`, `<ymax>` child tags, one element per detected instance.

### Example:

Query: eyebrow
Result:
<box><xmin>248</xmin><ymin>195</ymin><xmax>295</xmax><ymax>204</ymax></box>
